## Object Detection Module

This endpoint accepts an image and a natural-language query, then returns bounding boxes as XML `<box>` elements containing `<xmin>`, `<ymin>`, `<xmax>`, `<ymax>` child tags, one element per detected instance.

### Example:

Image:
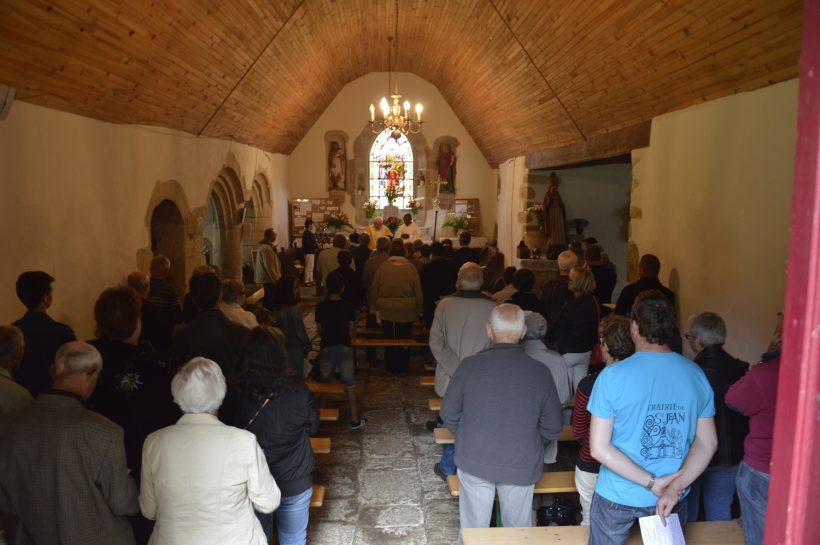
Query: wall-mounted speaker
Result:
<box><xmin>0</xmin><ymin>85</ymin><xmax>14</xmax><ymax>121</ymax></box>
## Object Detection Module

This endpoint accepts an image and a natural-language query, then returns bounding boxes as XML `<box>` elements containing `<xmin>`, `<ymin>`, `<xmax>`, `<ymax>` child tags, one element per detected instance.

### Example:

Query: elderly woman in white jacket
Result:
<box><xmin>140</xmin><ymin>358</ymin><xmax>280</xmax><ymax>545</ymax></box>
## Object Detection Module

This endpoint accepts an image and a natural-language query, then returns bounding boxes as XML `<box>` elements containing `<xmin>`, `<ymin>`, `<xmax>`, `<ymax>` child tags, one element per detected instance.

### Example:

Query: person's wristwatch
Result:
<box><xmin>645</xmin><ymin>474</ymin><xmax>656</xmax><ymax>490</ymax></box>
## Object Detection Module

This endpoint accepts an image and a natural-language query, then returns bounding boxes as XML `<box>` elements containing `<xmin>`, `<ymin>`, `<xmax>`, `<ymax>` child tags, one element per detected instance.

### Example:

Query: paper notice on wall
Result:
<box><xmin>638</xmin><ymin>514</ymin><xmax>685</xmax><ymax>545</ymax></box>
<box><xmin>312</xmin><ymin>212</ymin><xmax>324</xmax><ymax>222</ymax></box>
<box><xmin>302</xmin><ymin>202</ymin><xmax>312</xmax><ymax>211</ymax></box>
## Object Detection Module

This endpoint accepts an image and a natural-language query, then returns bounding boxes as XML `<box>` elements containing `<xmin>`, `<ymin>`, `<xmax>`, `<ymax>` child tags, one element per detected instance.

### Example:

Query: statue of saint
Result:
<box><xmin>328</xmin><ymin>141</ymin><xmax>346</xmax><ymax>190</ymax></box>
<box><xmin>436</xmin><ymin>143</ymin><xmax>456</xmax><ymax>193</ymax></box>
<box><xmin>542</xmin><ymin>172</ymin><xmax>567</xmax><ymax>246</ymax></box>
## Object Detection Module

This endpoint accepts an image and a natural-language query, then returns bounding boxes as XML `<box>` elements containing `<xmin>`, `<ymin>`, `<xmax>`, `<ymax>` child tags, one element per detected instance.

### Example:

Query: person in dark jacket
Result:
<box><xmin>221</xmin><ymin>326</ymin><xmax>319</xmax><ymax>545</ymax></box>
<box><xmin>540</xmin><ymin>250</ymin><xmax>578</xmax><ymax>328</ymax></box>
<box><xmin>505</xmin><ymin>268</ymin><xmax>547</xmax><ymax>320</ymax></box>
<box><xmin>171</xmin><ymin>270</ymin><xmax>248</xmax><ymax>377</ymax></box>
<box><xmin>88</xmin><ymin>287</ymin><xmax>179</xmax><ymax>545</ymax></box>
<box><xmin>128</xmin><ymin>271</ymin><xmax>175</xmax><ymax>360</ymax></box>
<box><xmin>272</xmin><ymin>276</ymin><xmax>311</xmax><ymax>378</ymax></box>
<box><xmin>684</xmin><ymin>311</ymin><xmax>749</xmax><ymax>522</ymax></box>
<box><xmin>585</xmin><ymin>244</ymin><xmax>617</xmax><ymax>308</ymax></box>
<box><xmin>546</xmin><ymin>266</ymin><xmax>598</xmax><ymax>390</ymax></box>
<box><xmin>334</xmin><ymin>250</ymin><xmax>363</xmax><ymax>310</ymax></box>
<box><xmin>12</xmin><ymin>270</ymin><xmax>76</xmax><ymax>396</ymax></box>
<box><xmin>351</xmin><ymin>233</ymin><xmax>372</xmax><ymax>277</ymax></box>
<box><xmin>613</xmin><ymin>254</ymin><xmax>675</xmax><ymax>316</ymax></box>
<box><xmin>302</xmin><ymin>218</ymin><xmax>318</xmax><ymax>286</ymax></box>
<box><xmin>453</xmin><ymin>231</ymin><xmax>480</xmax><ymax>270</ymax></box>
<box><xmin>420</xmin><ymin>242</ymin><xmax>459</xmax><ymax>328</ymax></box>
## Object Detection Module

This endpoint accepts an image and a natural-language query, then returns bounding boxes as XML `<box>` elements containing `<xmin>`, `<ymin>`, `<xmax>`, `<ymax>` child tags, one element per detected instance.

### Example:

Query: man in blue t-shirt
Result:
<box><xmin>587</xmin><ymin>292</ymin><xmax>717</xmax><ymax>545</ymax></box>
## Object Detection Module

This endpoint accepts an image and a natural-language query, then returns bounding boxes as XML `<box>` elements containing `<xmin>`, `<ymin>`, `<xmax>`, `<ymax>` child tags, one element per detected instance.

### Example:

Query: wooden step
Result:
<box><xmin>424</xmin><ymin>364</ymin><xmax>435</xmax><ymax>372</ymax></box>
<box><xmin>306</xmin><ymin>380</ymin><xmax>346</xmax><ymax>395</ymax></box>
<box><xmin>419</xmin><ymin>375</ymin><xmax>434</xmax><ymax>386</ymax></box>
<box><xmin>459</xmin><ymin>520</ymin><xmax>745</xmax><ymax>545</ymax></box>
<box><xmin>447</xmin><ymin>471</ymin><xmax>576</xmax><ymax>497</ymax></box>
<box><xmin>319</xmin><ymin>408</ymin><xmax>339</xmax><ymax>422</ymax></box>
<box><xmin>310</xmin><ymin>485</ymin><xmax>325</xmax><ymax>508</ymax></box>
<box><xmin>429</xmin><ymin>397</ymin><xmax>442</xmax><ymax>411</ymax></box>
<box><xmin>310</xmin><ymin>437</ymin><xmax>331</xmax><ymax>454</ymax></box>
<box><xmin>434</xmin><ymin>426</ymin><xmax>575</xmax><ymax>445</ymax></box>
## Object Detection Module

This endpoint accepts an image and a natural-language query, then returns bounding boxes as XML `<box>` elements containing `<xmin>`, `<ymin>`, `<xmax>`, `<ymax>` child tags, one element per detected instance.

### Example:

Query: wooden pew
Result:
<box><xmin>306</xmin><ymin>380</ymin><xmax>346</xmax><ymax>396</ymax></box>
<box><xmin>351</xmin><ymin>338</ymin><xmax>428</xmax><ymax>348</ymax></box>
<box><xmin>429</xmin><ymin>398</ymin><xmax>442</xmax><ymax>411</ymax></box>
<box><xmin>310</xmin><ymin>485</ymin><xmax>326</xmax><ymax>508</ymax></box>
<box><xmin>460</xmin><ymin>520</ymin><xmax>745</xmax><ymax>545</ymax></box>
<box><xmin>310</xmin><ymin>437</ymin><xmax>331</xmax><ymax>454</ymax></box>
<box><xmin>424</xmin><ymin>364</ymin><xmax>435</xmax><ymax>372</ymax></box>
<box><xmin>319</xmin><ymin>408</ymin><xmax>339</xmax><ymax>422</ymax></box>
<box><xmin>434</xmin><ymin>426</ymin><xmax>575</xmax><ymax>444</ymax></box>
<box><xmin>447</xmin><ymin>471</ymin><xmax>576</xmax><ymax>497</ymax></box>
<box><xmin>356</xmin><ymin>326</ymin><xmax>424</xmax><ymax>335</ymax></box>
<box><xmin>420</xmin><ymin>375</ymin><xmax>434</xmax><ymax>386</ymax></box>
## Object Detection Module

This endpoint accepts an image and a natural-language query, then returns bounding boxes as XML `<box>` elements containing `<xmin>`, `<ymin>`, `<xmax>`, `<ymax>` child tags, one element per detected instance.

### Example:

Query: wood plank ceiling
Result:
<box><xmin>0</xmin><ymin>0</ymin><xmax>803</xmax><ymax>165</ymax></box>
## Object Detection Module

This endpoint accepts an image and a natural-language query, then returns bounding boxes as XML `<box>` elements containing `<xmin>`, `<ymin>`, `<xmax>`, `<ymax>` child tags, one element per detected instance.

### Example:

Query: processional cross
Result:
<box><xmin>429</xmin><ymin>176</ymin><xmax>448</xmax><ymax>241</ymax></box>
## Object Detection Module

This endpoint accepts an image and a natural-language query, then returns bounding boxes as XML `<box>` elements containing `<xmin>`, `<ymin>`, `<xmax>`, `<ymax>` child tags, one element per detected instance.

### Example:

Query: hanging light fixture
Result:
<box><xmin>369</xmin><ymin>0</ymin><xmax>423</xmax><ymax>139</ymax></box>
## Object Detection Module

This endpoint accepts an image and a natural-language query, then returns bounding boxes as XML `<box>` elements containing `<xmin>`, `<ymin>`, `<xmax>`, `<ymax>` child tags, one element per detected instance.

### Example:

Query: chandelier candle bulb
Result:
<box><xmin>370</xmin><ymin>104</ymin><xmax>375</xmax><ymax>122</ymax></box>
<box><xmin>415</xmin><ymin>103</ymin><xmax>422</xmax><ymax>122</ymax></box>
<box><xmin>403</xmin><ymin>100</ymin><xmax>410</xmax><ymax>116</ymax></box>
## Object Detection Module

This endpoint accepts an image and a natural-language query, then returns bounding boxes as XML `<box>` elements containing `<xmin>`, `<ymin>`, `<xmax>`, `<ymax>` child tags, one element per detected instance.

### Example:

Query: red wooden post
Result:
<box><xmin>766</xmin><ymin>1</ymin><xmax>820</xmax><ymax>543</ymax></box>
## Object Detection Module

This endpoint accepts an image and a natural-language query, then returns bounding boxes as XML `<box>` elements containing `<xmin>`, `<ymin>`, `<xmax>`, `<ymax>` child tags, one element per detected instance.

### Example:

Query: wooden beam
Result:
<box><xmin>525</xmin><ymin>122</ymin><xmax>651</xmax><ymax>170</ymax></box>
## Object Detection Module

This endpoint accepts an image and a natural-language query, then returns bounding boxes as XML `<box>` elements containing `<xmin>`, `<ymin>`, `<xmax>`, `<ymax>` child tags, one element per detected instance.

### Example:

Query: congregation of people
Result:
<box><xmin>0</xmin><ymin>217</ymin><xmax>780</xmax><ymax>545</ymax></box>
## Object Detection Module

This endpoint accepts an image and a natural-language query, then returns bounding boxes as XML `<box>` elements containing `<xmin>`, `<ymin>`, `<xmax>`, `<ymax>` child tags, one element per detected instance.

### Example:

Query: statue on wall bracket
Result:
<box><xmin>543</xmin><ymin>172</ymin><xmax>567</xmax><ymax>246</ymax></box>
<box><xmin>433</xmin><ymin>137</ymin><xmax>459</xmax><ymax>194</ymax></box>
<box><xmin>325</xmin><ymin>130</ymin><xmax>349</xmax><ymax>192</ymax></box>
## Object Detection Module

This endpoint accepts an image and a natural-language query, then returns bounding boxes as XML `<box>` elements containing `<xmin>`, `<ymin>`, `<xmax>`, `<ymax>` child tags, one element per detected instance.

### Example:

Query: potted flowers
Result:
<box><xmin>443</xmin><ymin>212</ymin><xmax>471</xmax><ymax>233</ymax></box>
<box><xmin>407</xmin><ymin>197</ymin><xmax>422</xmax><ymax>216</ymax></box>
<box><xmin>384</xmin><ymin>216</ymin><xmax>402</xmax><ymax>234</ymax></box>
<box><xmin>526</xmin><ymin>204</ymin><xmax>545</xmax><ymax>230</ymax></box>
<box><xmin>362</xmin><ymin>200</ymin><xmax>377</xmax><ymax>219</ymax></box>
<box><xmin>384</xmin><ymin>178</ymin><xmax>404</xmax><ymax>206</ymax></box>
<box><xmin>324</xmin><ymin>211</ymin><xmax>353</xmax><ymax>231</ymax></box>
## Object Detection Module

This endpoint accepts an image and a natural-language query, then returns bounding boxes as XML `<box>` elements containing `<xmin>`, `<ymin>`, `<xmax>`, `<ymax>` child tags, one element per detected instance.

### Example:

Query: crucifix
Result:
<box><xmin>429</xmin><ymin>176</ymin><xmax>448</xmax><ymax>241</ymax></box>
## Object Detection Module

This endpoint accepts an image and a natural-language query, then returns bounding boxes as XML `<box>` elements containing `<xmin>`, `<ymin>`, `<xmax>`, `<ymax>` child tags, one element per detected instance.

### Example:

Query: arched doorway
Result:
<box><xmin>205</xmin><ymin>167</ymin><xmax>246</xmax><ymax>280</ymax></box>
<box><xmin>203</xmin><ymin>194</ymin><xmax>223</xmax><ymax>269</ymax></box>
<box><xmin>150</xmin><ymin>199</ymin><xmax>186</xmax><ymax>298</ymax></box>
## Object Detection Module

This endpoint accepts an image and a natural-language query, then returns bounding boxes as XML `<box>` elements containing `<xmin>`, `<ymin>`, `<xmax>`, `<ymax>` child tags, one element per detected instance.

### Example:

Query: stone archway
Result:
<box><xmin>150</xmin><ymin>199</ymin><xmax>186</xmax><ymax>298</ymax></box>
<box><xmin>206</xmin><ymin>167</ymin><xmax>247</xmax><ymax>281</ymax></box>
<box><xmin>246</xmin><ymin>174</ymin><xmax>273</xmax><ymax>282</ymax></box>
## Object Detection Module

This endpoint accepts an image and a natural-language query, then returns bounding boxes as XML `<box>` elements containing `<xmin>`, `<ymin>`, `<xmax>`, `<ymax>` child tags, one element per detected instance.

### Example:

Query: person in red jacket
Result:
<box><xmin>572</xmin><ymin>315</ymin><xmax>634</xmax><ymax>525</ymax></box>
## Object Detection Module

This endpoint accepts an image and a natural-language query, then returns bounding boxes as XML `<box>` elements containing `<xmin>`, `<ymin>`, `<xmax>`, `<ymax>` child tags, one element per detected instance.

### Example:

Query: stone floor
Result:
<box><xmin>297</xmin><ymin>287</ymin><xmax>579</xmax><ymax>545</ymax></box>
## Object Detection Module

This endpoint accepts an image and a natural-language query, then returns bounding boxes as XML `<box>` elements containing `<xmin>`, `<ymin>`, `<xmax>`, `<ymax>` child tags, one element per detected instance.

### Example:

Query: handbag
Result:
<box><xmin>589</xmin><ymin>296</ymin><xmax>605</xmax><ymax>367</ymax></box>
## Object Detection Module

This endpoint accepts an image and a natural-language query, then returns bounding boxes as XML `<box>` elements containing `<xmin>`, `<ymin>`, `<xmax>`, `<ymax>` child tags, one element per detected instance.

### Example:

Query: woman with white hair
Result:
<box><xmin>140</xmin><ymin>358</ymin><xmax>280</xmax><ymax>545</ymax></box>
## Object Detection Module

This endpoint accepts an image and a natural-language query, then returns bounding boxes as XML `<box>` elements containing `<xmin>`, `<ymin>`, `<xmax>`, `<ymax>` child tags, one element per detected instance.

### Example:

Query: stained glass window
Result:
<box><xmin>369</xmin><ymin>129</ymin><xmax>414</xmax><ymax>209</ymax></box>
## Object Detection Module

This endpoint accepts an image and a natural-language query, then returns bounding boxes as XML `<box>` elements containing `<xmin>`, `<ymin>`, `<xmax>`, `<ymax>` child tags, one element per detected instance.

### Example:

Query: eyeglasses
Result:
<box><xmin>684</xmin><ymin>333</ymin><xmax>692</xmax><ymax>340</ymax></box>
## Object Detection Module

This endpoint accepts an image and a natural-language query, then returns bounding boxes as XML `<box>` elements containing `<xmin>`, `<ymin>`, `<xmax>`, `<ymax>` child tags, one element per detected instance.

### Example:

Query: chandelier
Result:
<box><xmin>369</xmin><ymin>0</ymin><xmax>423</xmax><ymax>139</ymax></box>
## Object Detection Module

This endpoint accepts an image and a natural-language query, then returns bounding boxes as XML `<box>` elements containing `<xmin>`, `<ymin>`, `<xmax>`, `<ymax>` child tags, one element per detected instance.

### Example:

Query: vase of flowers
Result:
<box><xmin>526</xmin><ymin>204</ymin><xmax>545</xmax><ymax>230</ymax></box>
<box><xmin>325</xmin><ymin>211</ymin><xmax>353</xmax><ymax>231</ymax></box>
<box><xmin>384</xmin><ymin>216</ymin><xmax>402</xmax><ymax>234</ymax></box>
<box><xmin>443</xmin><ymin>212</ymin><xmax>471</xmax><ymax>233</ymax></box>
<box><xmin>384</xmin><ymin>177</ymin><xmax>404</xmax><ymax>206</ymax></box>
<box><xmin>407</xmin><ymin>197</ymin><xmax>422</xmax><ymax>216</ymax></box>
<box><xmin>362</xmin><ymin>200</ymin><xmax>377</xmax><ymax>219</ymax></box>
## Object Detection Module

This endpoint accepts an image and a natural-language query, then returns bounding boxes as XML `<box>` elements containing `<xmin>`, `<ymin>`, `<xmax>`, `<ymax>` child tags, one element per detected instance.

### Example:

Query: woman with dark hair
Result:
<box><xmin>572</xmin><ymin>315</ymin><xmax>634</xmax><ymax>526</ymax></box>
<box><xmin>272</xmin><ymin>276</ymin><xmax>311</xmax><ymax>378</ymax></box>
<box><xmin>546</xmin><ymin>266</ymin><xmax>599</xmax><ymax>390</ymax></box>
<box><xmin>88</xmin><ymin>286</ymin><xmax>179</xmax><ymax>544</ymax></box>
<box><xmin>221</xmin><ymin>327</ymin><xmax>319</xmax><ymax>545</ymax></box>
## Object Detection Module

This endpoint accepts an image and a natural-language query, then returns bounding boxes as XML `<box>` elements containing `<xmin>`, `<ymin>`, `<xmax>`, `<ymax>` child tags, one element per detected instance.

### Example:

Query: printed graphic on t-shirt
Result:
<box><xmin>640</xmin><ymin>403</ymin><xmax>686</xmax><ymax>460</ymax></box>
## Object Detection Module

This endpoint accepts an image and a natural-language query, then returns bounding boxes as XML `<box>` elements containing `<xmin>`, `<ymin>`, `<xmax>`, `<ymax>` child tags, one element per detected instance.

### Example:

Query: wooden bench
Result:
<box><xmin>356</xmin><ymin>326</ymin><xmax>424</xmax><ymax>335</ymax></box>
<box><xmin>424</xmin><ymin>364</ymin><xmax>435</xmax><ymax>372</ymax></box>
<box><xmin>310</xmin><ymin>485</ymin><xmax>325</xmax><ymax>508</ymax></box>
<box><xmin>351</xmin><ymin>338</ymin><xmax>428</xmax><ymax>348</ymax></box>
<box><xmin>447</xmin><ymin>471</ymin><xmax>576</xmax><ymax>497</ymax></box>
<box><xmin>460</xmin><ymin>520</ymin><xmax>745</xmax><ymax>545</ymax></box>
<box><xmin>306</xmin><ymin>380</ymin><xmax>346</xmax><ymax>396</ymax></box>
<box><xmin>420</xmin><ymin>375</ymin><xmax>434</xmax><ymax>386</ymax></box>
<box><xmin>310</xmin><ymin>437</ymin><xmax>331</xmax><ymax>454</ymax></box>
<box><xmin>319</xmin><ymin>408</ymin><xmax>339</xmax><ymax>422</ymax></box>
<box><xmin>434</xmin><ymin>426</ymin><xmax>575</xmax><ymax>444</ymax></box>
<box><xmin>429</xmin><ymin>397</ymin><xmax>442</xmax><ymax>411</ymax></box>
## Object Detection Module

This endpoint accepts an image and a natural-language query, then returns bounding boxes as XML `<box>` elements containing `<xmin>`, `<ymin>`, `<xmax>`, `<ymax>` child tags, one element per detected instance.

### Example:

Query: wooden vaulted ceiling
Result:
<box><xmin>0</xmin><ymin>0</ymin><xmax>803</xmax><ymax>165</ymax></box>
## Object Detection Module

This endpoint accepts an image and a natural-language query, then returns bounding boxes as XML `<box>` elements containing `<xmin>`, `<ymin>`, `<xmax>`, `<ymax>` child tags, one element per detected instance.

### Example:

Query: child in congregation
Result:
<box><xmin>314</xmin><ymin>271</ymin><xmax>366</xmax><ymax>429</ymax></box>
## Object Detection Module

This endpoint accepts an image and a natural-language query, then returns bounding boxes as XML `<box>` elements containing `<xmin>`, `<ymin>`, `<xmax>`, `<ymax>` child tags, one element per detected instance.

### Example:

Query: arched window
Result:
<box><xmin>369</xmin><ymin>129</ymin><xmax>414</xmax><ymax>209</ymax></box>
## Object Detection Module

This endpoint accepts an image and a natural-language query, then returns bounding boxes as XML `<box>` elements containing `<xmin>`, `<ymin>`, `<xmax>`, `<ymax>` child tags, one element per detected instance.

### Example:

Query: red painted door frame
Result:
<box><xmin>766</xmin><ymin>1</ymin><xmax>820</xmax><ymax>543</ymax></box>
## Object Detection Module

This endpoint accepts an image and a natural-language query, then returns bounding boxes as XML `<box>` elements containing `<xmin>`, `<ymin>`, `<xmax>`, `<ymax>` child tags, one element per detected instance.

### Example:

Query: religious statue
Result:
<box><xmin>436</xmin><ymin>143</ymin><xmax>456</xmax><ymax>193</ymax></box>
<box><xmin>542</xmin><ymin>172</ymin><xmax>567</xmax><ymax>246</ymax></box>
<box><xmin>328</xmin><ymin>140</ymin><xmax>346</xmax><ymax>191</ymax></box>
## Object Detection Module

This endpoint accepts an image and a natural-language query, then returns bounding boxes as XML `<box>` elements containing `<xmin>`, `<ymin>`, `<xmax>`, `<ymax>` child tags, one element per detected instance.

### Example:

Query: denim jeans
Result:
<box><xmin>257</xmin><ymin>487</ymin><xmax>313</xmax><ymax>545</ymax></box>
<box><xmin>686</xmin><ymin>464</ymin><xmax>738</xmax><ymax>521</ymax></box>
<box><xmin>736</xmin><ymin>461</ymin><xmax>769</xmax><ymax>545</ymax></box>
<box><xmin>589</xmin><ymin>492</ymin><xmax>688</xmax><ymax>545</ymax></box>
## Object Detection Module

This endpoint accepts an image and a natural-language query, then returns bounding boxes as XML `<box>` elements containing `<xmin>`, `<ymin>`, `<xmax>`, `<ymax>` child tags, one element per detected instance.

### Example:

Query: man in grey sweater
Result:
<box><xmin>441</xmin><ymin>304</ymin><xmax>563</xmax><ymax>541</ymax></box>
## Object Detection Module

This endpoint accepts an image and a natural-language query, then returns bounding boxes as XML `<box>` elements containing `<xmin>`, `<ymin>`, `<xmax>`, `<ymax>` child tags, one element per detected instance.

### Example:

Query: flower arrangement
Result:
<box><xmin>571</xmin><ymin>218</ymin><xmax>589</xmax><ymax>235</ymax></box>
<box><xmin>324</xmin><ymin>211</ymin><xmax>353</xmax><ymax>230</ymax></box>
<box><xmin>384</xmin><ymin>216</ymin><xmax>402</xmax><ymax>233</ymax></box>
<box><xmin>443</xmin><ymin>212</ymin><xmax>472</xmax><ymax>232</ymax></box>
<box><xmin>526</xmin><ymin>204</ymin><xmax>544</xmax><ymax>229</ymax></box>
<box><xmin>407</xmin><ymin>197</ymin><xmax>422</xmax><ymax>215</ymax></box>
<box><xmin>362</xmin><ymin>200</ymin><xmax>377</xmax><ymax>219</ymax></box>
<box><xmin>384</xmin><ymin>178</ymin><xmax>404</xmax><ymax>205</ymax></box>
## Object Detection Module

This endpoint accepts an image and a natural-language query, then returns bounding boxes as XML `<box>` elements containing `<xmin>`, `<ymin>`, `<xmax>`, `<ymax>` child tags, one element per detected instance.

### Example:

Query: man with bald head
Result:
<box><xmin>429</xmin><ymin>263</ymin><xmax>496</xmax><ymax>479</ymax></box>
<box><xmin>440</xmin><ymin>304</ymin><xmax>564</xmax><ymax>542</ymax></box>
<box><xmin>0</xmin><ymin>341</ymin><xmax>139</xmax><ymax>544</ymax></box>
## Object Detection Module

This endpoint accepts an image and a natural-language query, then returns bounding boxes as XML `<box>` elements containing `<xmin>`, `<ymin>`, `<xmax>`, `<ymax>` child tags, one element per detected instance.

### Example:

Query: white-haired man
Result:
<box><xmin>430</xmin><ymin>263</ymin><xmax>496</xmax><ymax>480</ymax></box>
<box><xmin>0</xmin><ymin>325</ymin><xmax>31</xmax><ymax>415</ymax></box>
<box><xmin>365</xmin><ymin>216</ymin><xmax>392</xmax><ymax>250</ymax></box>
<box><xmin>441</xmin><ymin>304</ymin><xmax>564</xmax><ymax>542</ymax></box>
<box><xmin>540</xmin><ymin>250</ymin><xmax>578</xmax><ymax>328</ymax></box>
<box><xmin>0</xmin><ymin>341</ymin><xmax>139</xmax><ymax>545</ymax></box>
